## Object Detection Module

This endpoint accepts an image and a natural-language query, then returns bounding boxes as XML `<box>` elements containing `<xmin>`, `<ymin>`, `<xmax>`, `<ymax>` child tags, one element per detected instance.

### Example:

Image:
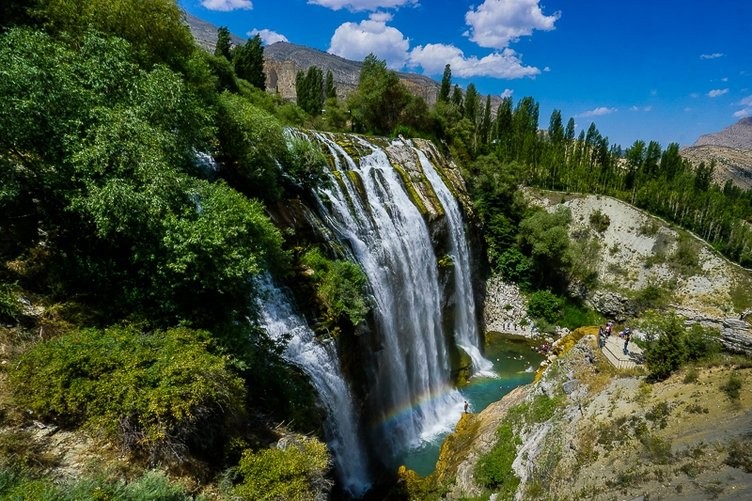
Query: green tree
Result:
<box><xmin>296</xmin><ymin>66</ymin><xmax>324</xmax><ymax>116</ymax></box>
<box><xmin>464</xmin><ymin>83</ymin><xmax>480</xmax><ymax>123</ymax></box>
<box><xmin>643</xmin><ymin>314</ymin><xmax>689</xmax><ymax>380</ymax></box>
<box><xmin>234</xmin><ymin>34</ymin><xmax>265</xmax><ymax>89</ymax></box>
<box><xmin>439</xmin><ymin>64</ymin><xmax>452</xmax><ymax>103</ymax></box>
<box><xmin>325</xmin><ymin>69</ymin><xmax>337</xmax><ymax>99</ymax></box>
<box><xmin>215</xmin><ymin>26</ymin><xmax>232</xmax><ymax>59</ymax></box>
<box><xmin>35</xmin><ymin>0</ymin><xmax>196</xmax><ymax>69</ymax></box>
<box><xmin>216</xmin><ymin>92</ymin><xmax>287</xmax><ymax>200</ymax></box>
<box><xmin>347</xmin><ymin>53</ymin><xmax>409</xmax><ymax>135</ymax></box>
<box><xmin>548</xmin><ymin>109</ymin><xmax>564</xmax><ymax>144</ymax></box>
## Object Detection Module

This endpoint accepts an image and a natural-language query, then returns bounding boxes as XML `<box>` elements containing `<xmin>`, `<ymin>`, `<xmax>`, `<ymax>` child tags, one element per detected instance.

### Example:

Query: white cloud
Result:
<box><xmin>576</xmin><ymin>107</ymin><xmax>617</xmax><ymax>118</ymax></box>
<box><xmin>201</xmin><ymin>0</ymin><xmax>252</xmax><ymax>11</ymax></box>
<box><xmin>329</xmin><ymin>13</ymin><xmax>410</xmax><ymax>69</ymax></box>
<box><xmin>308</xmin><ymin>0</ymin><xmax>417</xmax><ymax>11</ymax></box>
<box><xmin>700</xmin><ymin>52</ymin><xmax>724</xmax><ymax>60</ymax></box>
<box><xmin>734</xmin><ymin>95</ymin><xmax>752</xmax><ymax>118</ymax></box>
<box><xmin>500</xmin><ymin>88</ymin><xmax>513</xmax><ymax>98</ymax></box>
<box><xmin>689</xmin><ymin>92</ymin><xmax>700</xmax><ymax>99</ymax></box>
<box><xmin>408</xmin><ymin>43</ymin><xmax>540</xmax><ymax>79</ymax></box>
<box><xmin>248</xmin><ymin>29</ymin><xmax>288</xmax><ymax>45</ymax></box>
<box><xmin>465</xmin><ymin>0</ymin><xmax>560</xmax><ymax>49</ymax></box>
<box><xmin>684</xmin><ymin>107</ymin><xmax>693</xmax><ymax>112</ymax></box>
<box><xmin>630</xmin><ymin>105</ymin><xmax>652</xmax><ymax>112</ymax></box>
<box><xmin>707</xmin><ymin>88</ymin><xmax>729</xmax><ymax>98</ymax></box>
<box><xmin>721</xmin><ymin>77</ymin><xmax>729</xmax><ymax>82</ymax></box>
<box><xmin>543</xmin><ymin>66</ymin><xmax>551</xmax><ymax>72</ymax></box>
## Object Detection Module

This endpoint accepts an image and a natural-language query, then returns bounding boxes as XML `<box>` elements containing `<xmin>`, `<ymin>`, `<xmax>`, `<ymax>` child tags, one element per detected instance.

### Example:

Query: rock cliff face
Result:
<box><xmin>682</xmin><ymin>117</ymin><xmax>752</xmax><ymax>190</ymax></box>
<box><xmin>263</xmin><ymin>42</ymin><xmax>440</xmax><ymax>104</ymax></box>
<box><xmin>431</xmin><ymin>332</ymin><xmax>752</xmax><ymax>500</ymax></box>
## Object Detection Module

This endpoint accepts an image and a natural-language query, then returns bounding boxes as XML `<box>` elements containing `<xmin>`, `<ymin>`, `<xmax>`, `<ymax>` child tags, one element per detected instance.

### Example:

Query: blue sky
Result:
<box><xmin>179</xmin><ymin>0</ymin><xmax>752</xmax><ymax>148</ymax></box>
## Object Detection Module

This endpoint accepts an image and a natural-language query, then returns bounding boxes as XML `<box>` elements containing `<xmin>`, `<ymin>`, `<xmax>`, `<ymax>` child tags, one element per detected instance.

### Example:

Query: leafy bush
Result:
<box><xmin>643</xmin><ymin>314</ymin><xmax>689</xmax><ymax>380</ymax></box>
<box><xmin>495</xmin><ymin>247</ymin><xmax>533</xmax><ymax>288</ymax></box>
<box><xmin>721</xmin><ymin>372</ymin><xmax>742</xmax><ymax>400</ymax></box>
<box><xmin>589</xmin><ymin>209</ymin><xmax>610</xmax><ymax>233</ymax></box>
<box><xmin>684</xmin><ymin>324</ymin><xmax>721</xmax><ymax>361</ymax></box>
<box><xmin>284</xmin><ymin>136</ymin><xmax>331</xmax><ymax>190</ymax></box>
<box><xmin>527</xmin><ymin>290</ymin><xmax>563</xmax><ymax>324</ymax></box>
<box><xmin>301</xmin><ymin>248</ymin><xmax>370</xmax><ymax>328</ymax></box>
<box><xmin>10</xmin><ymin>326</ymin><xmax>245</xmax><ymax>465</ymax></box>
<box><xmin>0</xmin><ymin>282</ymin><xmax>22</xmax><ymax>322</ymax></box>
<box><xmin>667</xmin><ymin>232</ymin><xmax>700</xmax><ymax>276</ymax></box>
<box><xmin>232</xmin><ymin>437</ymin><xmax>331</xmax><ymax>501</ymax></box>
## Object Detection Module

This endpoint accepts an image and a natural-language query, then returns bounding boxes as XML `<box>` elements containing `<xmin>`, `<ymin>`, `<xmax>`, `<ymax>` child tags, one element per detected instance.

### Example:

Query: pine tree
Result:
<box><xmin>439</xmin><ymin>64</ymin><xmax>452</xmax><ymax>103</ymax></box>
<box><xmin>548</xmin><ymin>109</ymin><xmax>564</xmax><ymax>144</ymax></box>
<box><xmin>234</xmin><ymin>34</ymin><xmax>265</xmax><ymax>90</ymax></box>
<box><xmin>215</xmin><ymin>26</ymin><xmax>232</xmax><ymax>60</ymax></box>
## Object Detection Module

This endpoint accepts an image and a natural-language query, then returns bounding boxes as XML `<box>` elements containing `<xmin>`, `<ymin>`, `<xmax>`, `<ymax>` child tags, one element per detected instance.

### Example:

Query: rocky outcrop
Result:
<box><xmin>673</xmin><ymin>306</ymin><xmax>752</xmax><ymax>355</ymax></box>
<box><xmin>694</xmin><ymin>117</ymin><xmax>752</xmax><ymax>150</ymax></box>
<box><xmin>587</xmin><ymin>290</ymin><xmax>637</xmax><ymax>321</ymax></box>
<box><xmin>681</xmin><ymin>117</ymin><xmax>752</xmax><ymax>190</ymax></box>
<box><xmin>482</xmin><ymin>275</ymin><xmax>536</xmax><ymax>337</ymax></box>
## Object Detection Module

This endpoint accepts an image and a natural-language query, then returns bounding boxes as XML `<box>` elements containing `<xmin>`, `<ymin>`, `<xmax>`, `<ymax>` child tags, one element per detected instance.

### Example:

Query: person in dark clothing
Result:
<box><xmin>623</xmin><ymin>327</ymin><xmax>631</xmax><ymax>355</ymax></box>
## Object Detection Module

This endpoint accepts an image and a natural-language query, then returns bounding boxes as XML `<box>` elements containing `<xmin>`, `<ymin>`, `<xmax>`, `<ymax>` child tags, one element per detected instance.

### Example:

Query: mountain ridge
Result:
<box><xmin>681</xmin><ymin>117</ymin><xmax>752</xmax><ymax>189</ymax></box>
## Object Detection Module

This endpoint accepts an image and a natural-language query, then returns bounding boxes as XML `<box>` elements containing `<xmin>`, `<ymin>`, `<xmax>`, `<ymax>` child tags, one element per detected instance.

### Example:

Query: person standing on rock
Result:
<box><xmin>464</xmin><ymin>400</ymin><xmax>469</xmax><ymax>413</ymax></box>
<box><xmin>623</xmin><ymin>327</ymin><xmax>631</xmax><ymax>355</ymax></box>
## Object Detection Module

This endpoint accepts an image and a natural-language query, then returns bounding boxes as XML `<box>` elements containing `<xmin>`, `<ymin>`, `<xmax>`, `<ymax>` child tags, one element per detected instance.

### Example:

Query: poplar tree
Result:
<box><xmin>439</xmin><ymin>64</ymin><xmax>452</xmax><ymax>103</ymax></box>
<box><xmin>464</xmin><ymin>83</ymin><xmax>479</xmax><ymax>123</ymax></box>
<box><xmin>325</xmin><ymin>69</ymin><xmax>336</xmax><ymax>99</ymax></box>
<box><xmin>215</xmin><ymin>26</ymin><xmax>232</xmax><ymax>60</ymax></box>
<box><xmin>234</xmin><ymin>34</ymin><xmax>265</xmax><ymax>90</ymax></box>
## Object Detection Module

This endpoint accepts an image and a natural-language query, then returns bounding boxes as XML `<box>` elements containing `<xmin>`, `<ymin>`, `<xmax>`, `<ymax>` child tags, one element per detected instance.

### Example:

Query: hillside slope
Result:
<box><xmin>681</xmin><ymin>118</ymin><xmax>752</xmax><ymax>189</ymax></box>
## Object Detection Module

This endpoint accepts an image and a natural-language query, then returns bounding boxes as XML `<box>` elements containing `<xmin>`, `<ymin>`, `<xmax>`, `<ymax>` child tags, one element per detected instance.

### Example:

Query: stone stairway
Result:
<box><xmin>600</xmin><ymin>335</ymin><xmax>644</xmax><ymax>370</ymax></box>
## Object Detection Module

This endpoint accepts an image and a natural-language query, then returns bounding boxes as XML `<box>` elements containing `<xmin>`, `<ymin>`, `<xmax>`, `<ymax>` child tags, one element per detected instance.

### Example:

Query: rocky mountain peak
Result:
<box><xmin>693</xmin><ymin>117</ymin><xmax>752</xmax><ymax>149</ymax></box>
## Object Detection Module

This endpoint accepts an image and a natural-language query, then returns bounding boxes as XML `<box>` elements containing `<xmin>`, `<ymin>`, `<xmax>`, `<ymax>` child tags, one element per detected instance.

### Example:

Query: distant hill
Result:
<box><xmin>681</xmin><ymin>117</ymin><xmax>752</xmax><ymax>190</ymax></box>
<box><xmin>184</xmin><ymin>12</ymin><xmax>440</xmax><ymax>105</ymax></box>
<box><xmin>694</xmin><ymin>117</ymin><xmax>752</xmax><ymax>149</ymax></box>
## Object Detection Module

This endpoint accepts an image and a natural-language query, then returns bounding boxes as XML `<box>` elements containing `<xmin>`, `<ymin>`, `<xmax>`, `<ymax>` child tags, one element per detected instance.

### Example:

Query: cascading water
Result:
<box><xmin>255</xmin><ymin>275</ymin><xmax>371</xmax><ymax>497</ymax></box>
<box><xmin>311</xmin><ymin>133</ymin><xmax>470</xmax><ymax>462</ymax></box>
<box><xmin>411</xmin><ymin>142</ymin><xmax>494</xmax><ymax>376</ymax></box>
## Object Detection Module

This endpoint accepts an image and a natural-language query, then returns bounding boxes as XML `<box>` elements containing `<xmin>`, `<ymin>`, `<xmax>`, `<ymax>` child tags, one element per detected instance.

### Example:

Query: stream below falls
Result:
<box><xmin>398</xmin><ymin>336</ymin><xmax>544</xmax><ymax>476</ymax></box>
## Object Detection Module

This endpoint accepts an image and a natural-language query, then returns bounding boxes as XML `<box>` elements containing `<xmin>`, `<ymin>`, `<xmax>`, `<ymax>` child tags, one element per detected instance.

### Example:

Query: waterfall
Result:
<box><xmin>412</xmin><ymin>143</ymin><xmax>494</xmax><ymax>376</ymax></box>
<box><xmin>311</xmin><ymin>133</ymin><xmax>467</xmax><ymax>462</ymax></box>
<box><xmin>255</xmin><ymin>275</ymin><xmax>371</xmax><ymax>497</ymax></box>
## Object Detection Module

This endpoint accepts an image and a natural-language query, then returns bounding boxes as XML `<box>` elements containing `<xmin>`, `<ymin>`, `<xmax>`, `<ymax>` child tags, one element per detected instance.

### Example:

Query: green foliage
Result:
<box><xmin>296</xmin><ymin>66</ymin><xmax>325</xmax><ymax>116</ymax></box>
<box><xmin>642</xmin><ymin>314</ymin><xmax>689</xmax><ymax>380</ymax></box>
<box><xmin>633</xmin><ymin>282</ymin><xmax>672</xmax><ymax>311</ymax></box>
<box><xmin>284</xmin><ymin>136</ymin><xmax>331</xmax><ymax>190</ymax></box>
<box><xmin>233</xmin><ymin>34</ymin><xmax>265</xmax><ymax>89</ymax></box>
<box><xmin>684</xmin><ymin>324</ymin><xmax>721</xmax><ymax>361</ymax></box>
<box><xmin>559</xmin><ymin>300</ymin><xmax>603</xmax><ymax>330</ymax></box>
<box><xmin>721</xmin><ymin>372</ymin><xmax>742</xmax><ymax>400</ymax></box>
<box><xmin>232</xmin><ymin>437</ymin><xmax>331</xmax><ymax>501</ymax></box>
<box><xmin>495</xmin><ymin>248</ymin><xmax>533</xmax><ymax>287</ymax></box>
<box><xmin>347</xmin><ymin>53</ymin><xmax>410</xmax><ymax>135</ymax></box>
<box><xmin>0</xmin><ymin>467</ymin><xmax>192</xmax><ymax>500</ymax></box>
<box><xmin>215</xmin><ymin>26</ymin><xmax>232</xmax><ymax>59</ymax></box>
<box><xmin>301</xmin><ymin>248</ymin><xmax>370</xmax><ymax>328</ymax></box>
<box><xmin>589</xmin><ymin>209</ymin><xmax>610</xmax><ymax>233</ymax></box>
<box><xmin>667</xmin><ymin>232</ymin><xmax>700</xmax><ymax>276</ymax></box>
<box><xmin>474</xmin><ymin>422</ymin><xmax>520</xmax><ymax>496</ymax></box>
<box><xmin>35</xmin><ymin>0</ymin><xmax>196</xmax><ymax>70</ymax></box>
<box><xmin>10</xmin><ymin>326</ymin><xmax>246</xmax><ymax>464</ymax></box>
<box><xmin>216</xmin><ymin>92</ymin><xmax>287</xmax><ymax>200</ymax></box>
<box><xmin>518</xmin><ymin>207</ymin><xmax>573</xmax><ymax>289</ymax></box>
<box><xmin>527</xmin><ymin>290</ymin><xmax>563</xmax><ymax>324</ymax></box>
<box><xmin>725</xmin><ymin>437</ymin><xmax>752</xmax><ymax>473</ymax></box>
<box><xmin>0</xmin><ymin>282</ymin><xmax>22</xmax><ymax>322</ymax></box>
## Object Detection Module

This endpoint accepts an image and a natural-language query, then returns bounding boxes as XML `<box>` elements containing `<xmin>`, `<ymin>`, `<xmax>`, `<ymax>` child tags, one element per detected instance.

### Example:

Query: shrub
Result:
<box><xmin>725</xmin><ymin>438</ymin><xmax>752</xmax><ymax>473</ymax></box>
<box><xmin>527</xmin><ymin>290</ymin><xmax>562</xmax><ymax>324</ymax></box>
<box><xmin>494</xmin><ymin>247</ymin><xmax>533</xmax><ymax>288</ymax></box>
<box><xmin>0</xmin><ymin>282</ymin><xmax>22</xmax><ymax>322</ymax></box>
<box><xmin>10</xmin><ymin>325</ymin><xmax>245</xmax><ymax>465</ymax></box>
<box><xmin>589</xmin><ymin>209</ymin><xmax>610</xmax><ymax>233</ymax></box>
<box><xmin>301</xmin><ymin>248</ymin><xmax>370</xmax><ymax>327</ymax></box>
<box><xmin>721</xmin><ymin>372</ymin><xmax>742</xmax><ymax>400</ymax></box>
<box><xmin>232</xmin><ymin>437</ymin><xmax>331</xmax><ymax>501</ymax></box>
<box><xmin>284</xmin><ymin>136</ymin><xmax>330</xmax><ymax>190</ymax></box>
<box><xmin>684</xmin><ymin>324</ymin><xmax>721</xmax><ymax>361</ymax></box>
<box><xmin>643</xmin><ymin>314</ymin><xmax>688</xmax><ymax>380</ymax></box>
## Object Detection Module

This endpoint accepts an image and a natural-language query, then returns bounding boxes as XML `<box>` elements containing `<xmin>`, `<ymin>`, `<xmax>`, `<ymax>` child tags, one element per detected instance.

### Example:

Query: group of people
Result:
<box><xmin>598</xmin><ymin>320</ymin><xmax>631</xmax><ymax>355</ymax></box>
